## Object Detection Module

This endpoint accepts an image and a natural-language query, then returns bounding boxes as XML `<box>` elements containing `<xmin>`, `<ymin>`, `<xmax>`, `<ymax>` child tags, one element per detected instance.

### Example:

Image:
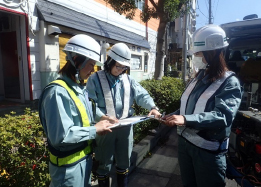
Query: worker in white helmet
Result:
<box><xmin>86</xmin><ymin>43</ymin><xmax>161</xmax><ymax>187</ymax></box>
<box><xmin>162</xmin><ymin>24</ymin><xmax>243</xmax><ymax>187</ymax></box>
<box><xmin>39</xmin><ymin>34</ymin><xmax>113</xmax><ymax>187</ymax></box>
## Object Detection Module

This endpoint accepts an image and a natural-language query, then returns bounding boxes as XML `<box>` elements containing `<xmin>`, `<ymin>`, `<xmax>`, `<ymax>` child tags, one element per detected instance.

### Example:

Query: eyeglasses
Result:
<box><xmin>115</xmin><ymin>65</ymin><xmax>128</xmax><ymax>71</ymax></box>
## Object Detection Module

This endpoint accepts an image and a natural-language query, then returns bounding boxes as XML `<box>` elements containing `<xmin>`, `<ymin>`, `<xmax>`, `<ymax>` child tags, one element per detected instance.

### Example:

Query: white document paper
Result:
<box><xmin>108</xmin><ymin>116</ymin><xmax>149</xmax><ymax>129</ymax></box>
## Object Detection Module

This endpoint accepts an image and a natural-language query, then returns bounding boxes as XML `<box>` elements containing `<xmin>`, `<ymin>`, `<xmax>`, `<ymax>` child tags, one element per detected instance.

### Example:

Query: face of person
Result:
<box><xmin>194</xmin><ymin>51</ymin><xmax>207</xmax><ymax>64</ymax></box>
<box><xmin>79</xmin><ymin>59</ymin><xmax>96</xmax><ymax>80</ymax></box>
<box><xmin>110</xmin><ymin>62</ymin><xmax>128</xmax><ymax>76</ymax></box>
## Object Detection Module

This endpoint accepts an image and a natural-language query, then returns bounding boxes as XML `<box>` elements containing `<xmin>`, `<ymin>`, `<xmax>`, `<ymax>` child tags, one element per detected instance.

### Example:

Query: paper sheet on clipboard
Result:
<box><xmin>108</xmin><ymin>116</ymin><xmax>150</xmax><ymax>129</ymax></box>
<box><xmin>108</xmin><ymin>115</ymin><xmax>165</xmax><ymax>129</ymax></box>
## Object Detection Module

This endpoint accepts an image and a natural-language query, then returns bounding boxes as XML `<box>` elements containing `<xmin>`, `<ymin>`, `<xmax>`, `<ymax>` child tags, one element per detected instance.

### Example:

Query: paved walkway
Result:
<box><xmin>128</xmin><ymin>127</ymin><xmax>239</xmax><ymax>187</ymax></box>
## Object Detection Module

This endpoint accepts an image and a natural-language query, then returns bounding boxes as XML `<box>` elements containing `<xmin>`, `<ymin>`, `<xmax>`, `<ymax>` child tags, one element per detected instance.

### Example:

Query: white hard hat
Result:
<box><xmin>63</xmin><ymin>34</ymin><xmax>103</xmax><ymax>66</ymax></box>
<box><xmin>189</xmin><ymin>24</ymin><xmax>228</xmax><ymax>54</ymax></box>
<box><xmin>107</xmin><ymin>43</ymin><xmax>131</xmax><ymax>67</ymax></box>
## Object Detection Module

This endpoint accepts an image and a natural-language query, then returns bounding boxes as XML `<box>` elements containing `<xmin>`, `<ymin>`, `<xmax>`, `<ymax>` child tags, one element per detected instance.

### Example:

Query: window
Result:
<box><xmin>135</xmin><ymin>0</ymin><xmax>144</xmax><ymax>10</ymax></box>
<box><xmin>130</xmin><ymin>55</ymin><xmax>142</xmax><ymax>70</ymax></box>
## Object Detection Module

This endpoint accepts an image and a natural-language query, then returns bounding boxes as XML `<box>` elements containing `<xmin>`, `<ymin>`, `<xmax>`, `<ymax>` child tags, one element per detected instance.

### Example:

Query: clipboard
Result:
<box><xmin>146</xmin><ymin>115</ymin><xmax>166</xmax><ymax>123</ymax></box>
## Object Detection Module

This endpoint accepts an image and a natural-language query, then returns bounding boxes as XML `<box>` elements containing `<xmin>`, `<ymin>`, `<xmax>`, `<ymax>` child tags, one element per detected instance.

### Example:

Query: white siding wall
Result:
<box><xmin>48</xmin><ymin>0</ymin><xmax>147</xmax><ymax>37</ymax></box>
<box><xmin>29</xmin><ymin>0</ymin><xmax>41</xmax><ymax>100</ymax></box>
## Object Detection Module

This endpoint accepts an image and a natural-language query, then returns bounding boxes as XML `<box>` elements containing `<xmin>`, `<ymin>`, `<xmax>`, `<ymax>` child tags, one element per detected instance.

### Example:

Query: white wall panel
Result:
<box><xmin>30</xmin><ymin>59</ymin><xmax>40</xmax><ymax>72</ymax></box>
<box><xmin>30</xmin><ymin>60</ymin><xmax>36</xmax><ymax>72</ymax></box>
<box><xmin>29</xmin><ymin>53</ymin><xmax>37</xmax><ymax>63</ymax></box>
<box><xmin>32</xmin><ymin>89</ymin><xmax>41</xmax><ymax>100</ymax></box>
<box><xmin>44</xmin><ymin>43</ymin><xmax>60</xmax><ymax>71</ymax></box>
<box><xmin>29</xmin><ymin>42</ymin><xmax>39</xmax><ymax>52</ymax></box>
<box><xmin>32</xmin><ymin>80</ymin><xmax>41</xmax><ymax>91</ymax></box>
<box><xmin>31</xmin><ymin>70</ymin><xmax>40</xmax><ymax>81</ymax></box>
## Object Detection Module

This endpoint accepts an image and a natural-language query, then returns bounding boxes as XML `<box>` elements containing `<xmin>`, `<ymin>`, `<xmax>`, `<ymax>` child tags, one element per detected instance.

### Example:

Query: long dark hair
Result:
<box><xmin>59</xmin><ymin>55</ymin><xmax>87</xmax><ymax>82</ymax></box>
<box><xmin>104</xmin><ymin>56</ymin><xmax>127</xmax><ymax>75</ymax></box>
<box><xmin>202</xmin><ymin>48</ymin><xmax>228</xmax><ymax>82</ymax></box>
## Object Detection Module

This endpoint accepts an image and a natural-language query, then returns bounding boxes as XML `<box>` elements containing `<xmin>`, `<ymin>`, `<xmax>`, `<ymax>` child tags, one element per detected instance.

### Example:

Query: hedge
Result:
<box><xmin>0</xmin><ymin>108</ymin><xmax>50</xmax><ymax>187</ymax></box>
<box><xmin>132</xmin><ymin>76</ymin><xmax>185</xmax><ymax>143</ymax></box>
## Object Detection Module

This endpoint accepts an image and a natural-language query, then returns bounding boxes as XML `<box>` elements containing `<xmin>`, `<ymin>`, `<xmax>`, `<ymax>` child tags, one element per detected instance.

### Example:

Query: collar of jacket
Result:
<box><xmin>61</xmin><ymin>75</ymin><xmax>84</xmax><ymax>95</ymax></box>
<box><xmin>196</xmin><ymin>69</ymin><xmax>211</xmax><ymax>85</ymax></box>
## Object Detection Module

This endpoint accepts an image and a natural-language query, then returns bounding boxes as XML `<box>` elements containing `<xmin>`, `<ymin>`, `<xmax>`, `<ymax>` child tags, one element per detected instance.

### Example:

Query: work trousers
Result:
<box><xmin>178</xmin><ymin>136</ymin><xmax>226</xmax><ymax>187</ymax></box>
<box><xmin>95</xmin><ymin>125</ymin><xmax>133</xmax><ymax>176</ymax></box>
<box><xmin>49</xmin><ymin>155</ymin><xmax>92</xmax><ymax>187</ymax></box>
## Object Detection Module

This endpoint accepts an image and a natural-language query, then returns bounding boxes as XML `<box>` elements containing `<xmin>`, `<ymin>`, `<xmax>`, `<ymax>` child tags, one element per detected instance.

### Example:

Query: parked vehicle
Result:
<box><xmin>221</xmin><ymin>16</ymin><xmax>261</xmax><ymax>187</ymax></box>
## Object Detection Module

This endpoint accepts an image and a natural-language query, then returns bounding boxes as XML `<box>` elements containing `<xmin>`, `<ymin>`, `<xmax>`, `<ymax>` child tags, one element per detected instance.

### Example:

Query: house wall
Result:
<box><xmin>93</xmin><ymin>0</ymin><xmax>159</xmax><ymax>80</ymax></box>
<box><xmin>0</xmin><ymin>0</ymin><xmax>162</xmax><ymax>101</ymax></box>
<box><xmin>0</xmin><ymin>0</ymin><xmax>38</xmax><ymax>100</ymax></box>
<box><xmin>0</xmin><ymin>0</ymin><xmax>197</xmax><ymax>101</ymax></box>
<box><xmin>94</xmin><ymin>0</ymin><xmax>159</xmax><ymax>32</ymax></box>
<box><xmin>46</xmin><ymin>0</ymin><xmax>159</xmax><ymax>80</ymax></box>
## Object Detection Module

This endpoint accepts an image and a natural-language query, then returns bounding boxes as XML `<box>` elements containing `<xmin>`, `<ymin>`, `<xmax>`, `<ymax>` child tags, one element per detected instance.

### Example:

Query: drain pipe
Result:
<box><xmin>39</xmin><ymin>20</ymin><xmax>46</xmax><ymax>90</ymax></box>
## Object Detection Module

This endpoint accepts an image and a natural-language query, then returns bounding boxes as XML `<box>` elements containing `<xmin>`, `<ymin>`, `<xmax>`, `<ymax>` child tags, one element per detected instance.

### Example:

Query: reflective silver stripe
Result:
<box><xmin>182</xmin><ymin>128</ymin><xmax>219</xmax><ymax>150</ymax></box>
<box><xmin>194</xmin><ymin>71</ymin><xmax>233</xmax><ymax>113</ymax></box>
<box><xmin>178</xmin><ymin>78</ymin><xmax>199</xmax><ymax>135</ymax></box>
<box><xmin>97</xmin><ymin>71</ymin><xmax>130</xmax><ymax>119</ymax></box>
<box><xmin>97</xmin><ymin>71</ymin><xmax>116</xmax><ymax>116</ymax></box>
<box><xmin>182</xmin><ymin>128</ymin><xmax>229</xmax><ymax>151</ymax></box>
<box><xmin>121</xmin><ymin>74</ymin><xmax>130</xmax><ymax>119</ymax></box>
<box><xmin>180</xmin><ymin>79</ymin><xmax>198</xmax><ymax>115</ymax></box>
<box><xmin>179</xmin><ymin>71</ymin><xmax>233</xmax><ymax>151</ymax></box>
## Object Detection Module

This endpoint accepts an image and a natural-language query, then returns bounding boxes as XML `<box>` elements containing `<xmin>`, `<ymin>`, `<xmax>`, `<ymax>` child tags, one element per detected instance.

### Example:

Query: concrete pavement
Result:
<box><xmin>128</xmin><ymin>126</ymin><xmax>239</xmax><ymax>187</ymax></box>
<box><xmin>128</xmin><ymin>126</ymin><xmax>182</xmax><ymax>187</ymax></box>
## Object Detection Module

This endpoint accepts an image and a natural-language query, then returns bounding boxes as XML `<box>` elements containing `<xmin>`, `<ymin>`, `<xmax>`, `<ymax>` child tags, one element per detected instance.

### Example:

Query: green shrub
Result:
<box><xmin>134</xmin><ymin>76</ymin><xmax>184</xmax><ymax>115</ymax></box>
<box><xmin>0</xmin><ymin>108</ymin><xmax>50</xmax><ymax>187</ymax></box>
<box><xmin>133</xmin><ymin>76</ymin><xmax>185</xmax><ymax>143</ymax></box>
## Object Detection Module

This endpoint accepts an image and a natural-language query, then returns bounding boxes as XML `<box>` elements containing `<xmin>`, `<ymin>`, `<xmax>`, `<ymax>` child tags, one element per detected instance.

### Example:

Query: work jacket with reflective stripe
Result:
<box><xmin>174</xmin><ymin>70</ymin><xmax>242</xmax><ymax>143</ymax></box>
<box><xmin>86</xmin><ymin>70</ymin><xmax>156</xmax><ymax>121</ymax></box>
<box><xmin>39</xmin><ymin>76</ymin><xmax>96</xmax><ymax>166</ymax></box>
<box><xmin>97</xmin><ymin>71</ymin><xmax>130</xmax><ymax>119</ymax></box>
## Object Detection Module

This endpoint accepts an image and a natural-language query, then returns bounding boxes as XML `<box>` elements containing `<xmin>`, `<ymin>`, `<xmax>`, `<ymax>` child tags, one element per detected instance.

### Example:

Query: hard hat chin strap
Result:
<box><xmin>75</xmin><ymin>57</ymin><xmax>89</xmax><ymax>83</ymax></box>
<box><xmin>66</xmin><ymin>52</ymin><xmax>90</xmax><ymax>84</ymax></box>
<box><xmin>66</xmin><ymin>52</ymin><xmax>76</xmax><ymax>68</ymax></box>
<box><xmin>107</xmin><ymin>58</ymin><xmax>113</xmax><ymax>66</ymax></box>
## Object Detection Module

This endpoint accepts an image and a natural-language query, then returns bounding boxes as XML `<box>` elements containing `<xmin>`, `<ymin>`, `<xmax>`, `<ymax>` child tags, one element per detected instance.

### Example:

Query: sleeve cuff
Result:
<box><xmin>183</xmin><ymin>115</ymin><xmax>197</xmax><ymax>128</ymax></box>
<box><xmin>89</xmin><ymin>126</ymin><xmax>97</xmax><ymax>139</ymax></box>
<box><xmin>95</xmin><ymin>111</ymin><xmax>105</xmax><ymax>122</ymax></box>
